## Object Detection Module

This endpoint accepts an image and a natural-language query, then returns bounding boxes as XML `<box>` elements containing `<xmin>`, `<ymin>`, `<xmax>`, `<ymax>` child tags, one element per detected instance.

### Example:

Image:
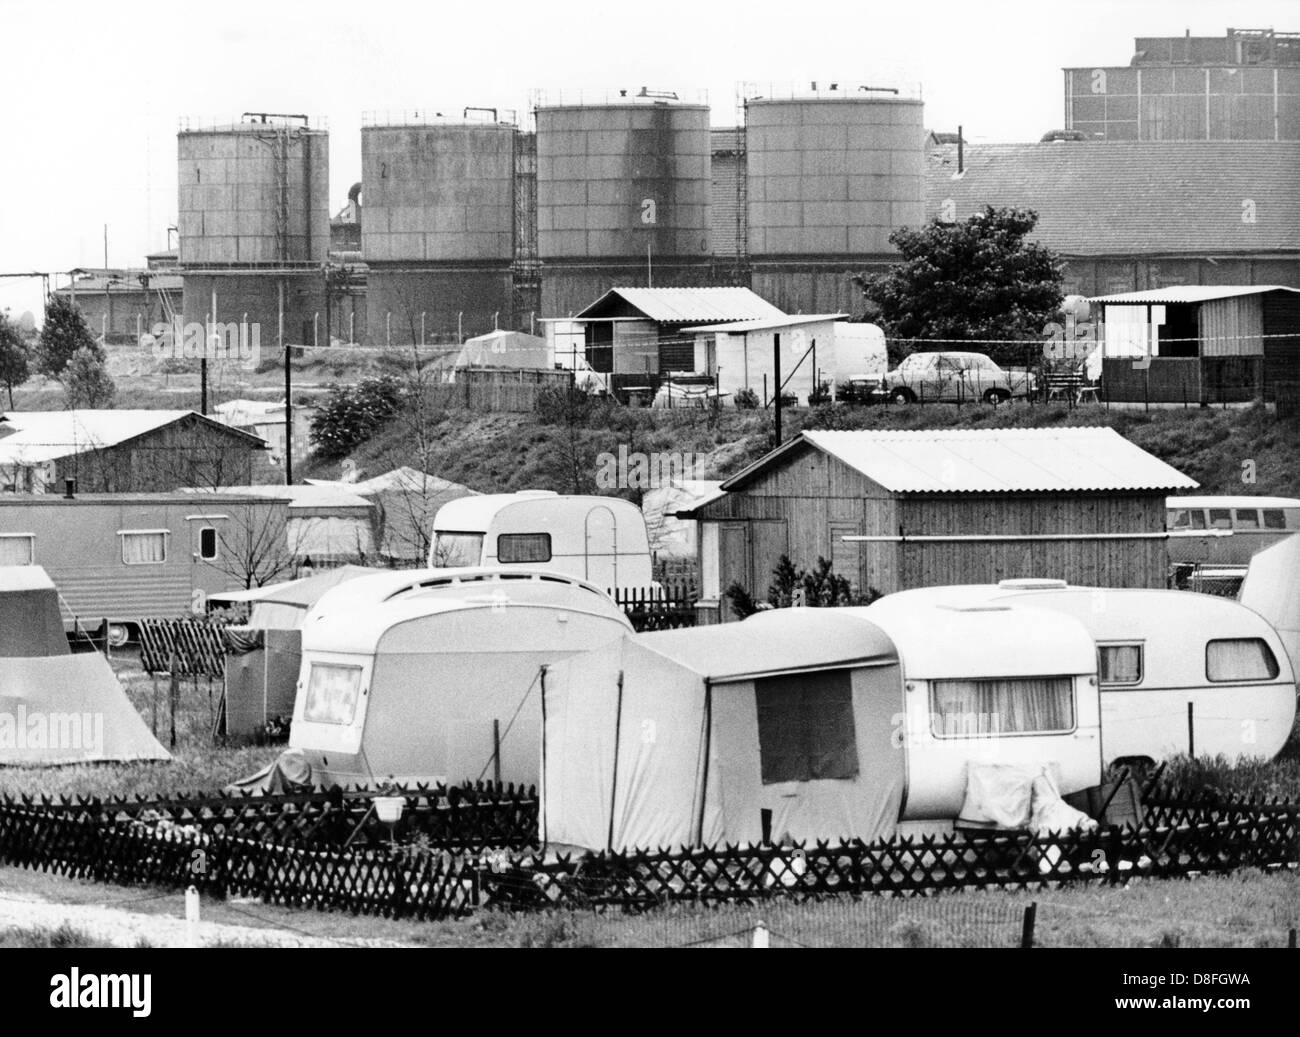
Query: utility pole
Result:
<box><xmin>201</xmin><ymin>287</ymin><xmax>213</xmax><ymax>416</ymax></box>
<box><xmin>773</xmin><ymin>332</ymin><xmax>782</xmax><ymax>445</ymax></box>
<box><xmin>281</xmin><ymin>280</ymin><xmax>292</xmax><ymax>485</ymax></box>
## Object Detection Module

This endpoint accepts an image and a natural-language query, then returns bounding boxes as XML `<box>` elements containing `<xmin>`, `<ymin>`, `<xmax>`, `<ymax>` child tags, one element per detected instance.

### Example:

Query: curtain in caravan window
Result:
<box><xmin>1098</xmin><ymin>645</ymin><xmax>1143</xmax><ymax>685</ymax></box>
<box><xmin>121</xmin><ymin>532</ymin><xmax>167</xmax><ymax>565</ymax></box>
<box><xmin>1206</xmin><ymin>638</ymin><xmax>1279</xmax><ymax>682</ymax></box>
<box><xmin>0</xmin><ymin>536</ymin><xmax>34</xmax><ymax>566</ymax></box>
<box><xmin>930</xmin><ymin>677</ymin><xmax>1074</xmax><ymax>736</ymax></box>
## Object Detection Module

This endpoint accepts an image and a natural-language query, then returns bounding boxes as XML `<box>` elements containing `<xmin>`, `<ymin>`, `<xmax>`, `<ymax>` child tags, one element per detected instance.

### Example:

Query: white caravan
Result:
<box><xmin>868</xmin><ymin>580</ymin><xmax>1298</xmax><ymax>766</ymax></box>
<box><xmin>289</xmin><ymin>567</ymin><xmax>634</xmax><ymax>789</ymax></box>
<box><xmin>429</xmin><ymin>492</ymin><xmax>653</xmax><ymax>593</ymax></box>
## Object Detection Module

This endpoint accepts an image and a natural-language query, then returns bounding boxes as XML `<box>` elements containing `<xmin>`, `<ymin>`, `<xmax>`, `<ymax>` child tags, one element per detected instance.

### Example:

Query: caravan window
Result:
<box><xmin>0</xmin><ymin>534</ymin><xmax>34</xmax><ymax>566</ymax></box>
<box><xmin>755</xmin><ymin>670</ymin><xmax>859</xmax><ymax>784</ymax></box>
<box><xmin>497</xmin><ymin>533</ymin><xmax>552</xmax><ymax>564</ymax></box>
<box><xmin>1262</xmin><ymin>509</ymin><xmax>1287</xmax><ymax>530</ymax></box>
<box><xmin>198</xmin><ymin>527</ymin><xmax>219</xmax><ymax>561</ymax></box>
<box><xmin>120</xmin><ymin>530</ymin><xmax>167</xmax><ymax>565</ymax></box>
<box><xmin>431</xmin><ymin>531</ymin><xmax>485</xmax><ymax>568</ymax></box>
<box><xmin>1098</xmin><ymin>644</ymin><xmax>1143</xmax><ymax>686</ymax></box>
<box><xmin>1234</xmin><ymin>509</ymin><xmax>1260</xmax><ymax>529</ymax></box>
<box><xmin>1206</xmin><ymin>639</ymin><xmax>1280</xmax><ymax>683</ymax></box>
<box><xmin>930</xmin><ymin>677</ymin><xmax>1075</xmax><ymax>736</ymax></box>
<box><xmin>1208</xmin><ymin>509</ymin><xmax>1232</xmax><ymax>529</ymax></box>
<box><xmin>304</xmin><ymin>663</ymin><xmax>363</xmax><ymax>725</ymax></box>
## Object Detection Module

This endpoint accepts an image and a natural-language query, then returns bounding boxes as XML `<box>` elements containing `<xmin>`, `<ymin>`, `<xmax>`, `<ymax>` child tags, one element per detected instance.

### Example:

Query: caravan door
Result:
<box><xmin>584</xmin><ymin>504</ymin><xmax>619</xmax><ymax>590</ymax></box>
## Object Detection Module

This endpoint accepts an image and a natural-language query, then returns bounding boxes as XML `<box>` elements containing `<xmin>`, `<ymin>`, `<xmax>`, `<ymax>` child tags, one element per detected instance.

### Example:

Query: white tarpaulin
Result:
<box><xmin>1240</xmin><ymin>532</ymin><xmax>1300</xmax><ymax>685</ymax></box>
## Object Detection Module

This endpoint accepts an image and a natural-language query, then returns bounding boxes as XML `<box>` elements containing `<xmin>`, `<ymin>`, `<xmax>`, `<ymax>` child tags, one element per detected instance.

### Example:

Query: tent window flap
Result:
<box><xmin>930</xmin><ymin>676</ymin><xmax>1075</xmax><ymax>736</ymax></box>
<box><xmin>755</xmin><ymin>669</ymin><xmax>859</xmax><ymax>784</ymax></box>
<box><xmin>120</xmin><ymin>531</ymin><xmax>167</xmax><ymax>565</ymax></box>
<box><xmin>0</xmin><ymin>534</ymin><xmax>34</xmax><ymax>566</ymax></box>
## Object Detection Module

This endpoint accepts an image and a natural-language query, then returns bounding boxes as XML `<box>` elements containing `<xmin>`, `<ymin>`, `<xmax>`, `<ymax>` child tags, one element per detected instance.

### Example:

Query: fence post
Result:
<box><xmin>168</xmin><ymin>647</ymin><xmax>179</xmax><ymax>750</ymax></box>
<box><xmin>1020</xmin><ymin>902</ymin><xmax>1037</xmax><ymax>948</ymax></box>
<box><xmin>752</xmin><ymin>921</ymin><xmax>770</xmax><ymax>948</ymax></box>
<box><xmin>1289</xmin><ymin>928</ymin><xmax>1297</xmax><ymax>949</ymax></box>
<box><xmin>1187</xmin><ymin>701</ymin><xmax>1195</xmax><ymax>758</ymax></box>
<box><xmin>185</xmin><ymin>885</ymin><xmax>201</xmax><ymax>948</ymax></box>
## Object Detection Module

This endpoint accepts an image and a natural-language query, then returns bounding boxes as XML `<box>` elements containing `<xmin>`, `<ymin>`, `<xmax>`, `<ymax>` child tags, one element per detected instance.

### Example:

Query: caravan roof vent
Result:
<box><xmin>998</xmin><ymin>578</ymin><xmax>1069</xmax><ymax>591</ymax></box>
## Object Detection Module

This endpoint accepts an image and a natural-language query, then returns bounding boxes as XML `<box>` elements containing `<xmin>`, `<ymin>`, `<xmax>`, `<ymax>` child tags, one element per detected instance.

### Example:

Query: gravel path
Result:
<box><xmin>0</xmin><ymin>889</ymin><xmax>410</xmax><ymax>948</ymax></box>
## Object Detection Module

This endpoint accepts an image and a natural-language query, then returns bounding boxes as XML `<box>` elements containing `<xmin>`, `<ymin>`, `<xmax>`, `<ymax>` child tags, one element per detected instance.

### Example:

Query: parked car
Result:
<box><xmin>836</xmin><ymin>376</ymin><xmax>884</xmax><ymax>405</ymax></box>
<box><xmin>878</xmin><ymin>352</ymin><xmax>1036</xmax><ymax>404</ymax></box>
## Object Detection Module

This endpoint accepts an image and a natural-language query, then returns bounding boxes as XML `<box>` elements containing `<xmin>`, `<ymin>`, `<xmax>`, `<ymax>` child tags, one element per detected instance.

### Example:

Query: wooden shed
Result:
<box><xmin>680</xmin><ymin>428</ymin><xmax>1197</xmax><ymax>620</ymax></box>
<box><xmin>1090</xmin><ymin>286</ymin><xmax>1300</xmax><ymax>405</ymax></box>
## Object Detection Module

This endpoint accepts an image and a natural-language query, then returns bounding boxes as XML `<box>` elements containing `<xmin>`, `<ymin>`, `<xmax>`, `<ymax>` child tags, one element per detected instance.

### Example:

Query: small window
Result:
<box><xmin>1168</xmin><ymin>509</ymin><xmax>1190</xmax><ymax>529</ymax></box>
<box><xmin>303</xmin><ymin>663</ymin><xmax>363</xmax><ymax>725</ymax></box>
<box><xmin>1234</xmin><ymin>509</ymin><xmax>1260</xmax><ymax>529</ymax></box>
<box><xmin>431</xmin><ymin>531</ymin><xmax>484</xmax><ymax>568</ymax></box>
<box><xmin>1208</xmin><ymin>508</ymin><xmax>1232</xmax><ymax>529</ymax></box>
<box><xmin>1261</xmin><ymin>509</ymin><xmax>1287</xmax><ymax>530</ymax></box>
<box><xmin>497</xmin><ymin>532</ymin><xmax>552</xmax><ymax>564</ymax></box>
<box><xmin>930</xmin><ymin>677</ymin><xmax>1075</xmax><ymax>736</ymax></box>
<box><xmin>198</xmin><ymin>527</ymin><xmax>219</xmax><ymax>561</ymax></box>
<box><xmin>0</xmin><ymin>534</ymin><xmax>34</xmax><ymax>566</ymax></box>
<box><xmin>1206</xmin><ymin>638</ymin><xmax>1280</xmax><ymax>683</ymax></box>
<box><xmin>1099</xmin><ymin>644</ymin><xmax>1143</xmax><ymax>686</ymax></box>
<box><xmin>755</xmin><ymin>670</ymin><xmax>859</xmax><ymax>784</ymax></box>
<box><xmin>1189</xmin><ymin>510</ymin><xmax>1207</xmax><ymax>530</ymax></box>
<box><xmin>121</xmin><ymin>531</ymin><xmax>167</xmax><ymax>565</ymax></box>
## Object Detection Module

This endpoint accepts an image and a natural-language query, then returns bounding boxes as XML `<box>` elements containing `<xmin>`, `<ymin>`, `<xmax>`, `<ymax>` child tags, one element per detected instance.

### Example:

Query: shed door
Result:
<box><xmin>719</xmin><ymin>523</ymin><xmax>750</xmax><ymax>611</ymax></box>
<box><xmin>829</xmin><ymin>521</ymin><xmax>861</xmax><ymax>591</ymax></box>
<box><xmin>750</xmin><ymin>521</ymin><xmax>789</xmax><ymax>596</ymax></box>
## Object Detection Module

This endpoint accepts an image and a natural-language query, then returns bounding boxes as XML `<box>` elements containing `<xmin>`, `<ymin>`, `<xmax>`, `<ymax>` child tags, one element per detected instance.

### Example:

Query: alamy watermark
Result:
<box><xmin>140</xmin><ymin>318</ymin><xmax>261</xmax><ymax>366</ymax></box>
<box><xmin>595</xmin><ymin>445</ymin><xmax>702</xmax><ymax>490</ymax></box>
<box><xmin>0</xmin><ymin>707</ymin><xmax>105</xmax><ymax>758</ymax></box>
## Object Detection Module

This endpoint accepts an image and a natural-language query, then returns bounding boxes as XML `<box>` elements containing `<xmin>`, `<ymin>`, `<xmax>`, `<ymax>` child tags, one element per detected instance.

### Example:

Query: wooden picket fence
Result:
<box><xmin>0</xmin><ymin>785</ymin><xmax>1295</xmax><ymax>922</ymax></box>
<box><xmin>613</xmin><ymin>583</ymin><xmax>698</xmax><ymax>632</ymax></box>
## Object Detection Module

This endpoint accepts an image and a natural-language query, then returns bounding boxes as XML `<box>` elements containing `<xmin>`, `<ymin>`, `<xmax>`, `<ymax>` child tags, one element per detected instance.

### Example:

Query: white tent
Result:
<box><xmin>541</xmin><ymin>609</ymin><xmax>905</xmax><ymax>853</ymax></box>
<box><xmin>1240</xmin><ymin>532</ymin><xmax>1300</xmax><ymax>685</ymax></box>
<box><xmin>450</xmin><ymin>330</ymin><xmax>550</xmax><ymax>373</ymax></box>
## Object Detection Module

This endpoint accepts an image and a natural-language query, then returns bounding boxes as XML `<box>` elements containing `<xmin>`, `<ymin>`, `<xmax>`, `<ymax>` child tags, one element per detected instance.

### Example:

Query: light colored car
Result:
<box><xmin>879</xmin><ymin>351</ymin><xmax>1036</xmax><ymax>404</ymax></box>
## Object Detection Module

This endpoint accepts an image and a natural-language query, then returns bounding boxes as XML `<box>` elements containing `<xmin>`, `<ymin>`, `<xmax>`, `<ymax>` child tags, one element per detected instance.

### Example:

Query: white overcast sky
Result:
<box><xmin>0</xmin><ymin>0</ymin><xmax>1293</xmax><ymax>316</ymax></box>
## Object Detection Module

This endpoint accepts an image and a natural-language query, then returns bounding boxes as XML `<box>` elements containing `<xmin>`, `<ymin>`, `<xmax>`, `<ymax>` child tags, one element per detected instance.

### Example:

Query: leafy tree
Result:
<box><xmin>309</xmin><ymin>375</ymin><xmax>404</xmax><ymax>461</ymax></box>
<box><xmin>38</xmin><ymin>295</ymin><xmax>102</xmax><ymax>379</ymax></box>
<box><xmin>0</xmin><ymin>311</ymin><xmax>30</xmax><ymax>408</ymax></box>
<box><xmin>855</xmin><ymin>206</ymin><xmax>1065</xmax><ymax>367</ymax></box>
<box><xmin>63</xmin><ymin>346</ymin><xmax>116</xmax><ymax>408</ymax></box>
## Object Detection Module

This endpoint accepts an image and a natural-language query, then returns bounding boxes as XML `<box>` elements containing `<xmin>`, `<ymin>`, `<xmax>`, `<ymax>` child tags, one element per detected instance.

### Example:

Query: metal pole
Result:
<box><xmin>281</xmin><ymin>280</ymin><xmax>292</xmax><ymax>486</ymax></box>
<box><xmin>773</xmin><ymin>332</ymin><xmax>782</xmax><ymax>444</ymax></box>
<box><xmin>1187</xmin><ymin>701</ymin><xmax>1194</xmax><ymax>757</ymax></box>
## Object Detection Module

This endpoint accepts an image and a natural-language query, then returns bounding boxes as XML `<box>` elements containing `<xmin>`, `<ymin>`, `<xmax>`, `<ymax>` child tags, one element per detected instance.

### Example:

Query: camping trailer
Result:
<box><xmin>868</xmin><ymin>580</ymin><xmax>1298</xmax><ymax>766</ymax></box>
<box><xmin>0</xmin><ymin>491</ymin><xmax>291</xmax><ymax>645</ymax></box>
<box><xmin>541</xmin><ymin>603</ymin><xmax>1100</xmax><ymax>852</ymax></box>
<box><xmin>429</xmin><ymin>492</ymin><xmax>653</xmax><ymax>592</ymax></box>
<box><xmin>0</xmin><ymin>565</ymin><xmax>169</xmax><ymax>765</ymax></box>
<box><xmin>289</xmin><ymin>568</ymin><xmax>634</xmax><ymax>789</ymax></box>
<box><xmin>1239</xmin><ymin>534</ymin><xmax>1300</xmax><ymax>701</ymax></box>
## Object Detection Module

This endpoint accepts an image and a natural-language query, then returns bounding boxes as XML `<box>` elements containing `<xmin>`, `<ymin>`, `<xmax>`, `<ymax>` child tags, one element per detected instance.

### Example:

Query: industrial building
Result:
<box><xmin>1064</xmin><ymin>28</ymin><xmax>1300</xmax><ymax>142</ymax></box>
<box><xmin>52</xmin><ymin>249</ymin><xmax>181</xmax><ymax>347</ymax></box>
<box><xmin>679</xmin><ymin>427</ymin><xmax>1197</xmax><ymax>622</ymax></box>
<box><xmin>176</xmin><ymin>114</ymin><xmax>330</xmax><ymax>354</ymax></box>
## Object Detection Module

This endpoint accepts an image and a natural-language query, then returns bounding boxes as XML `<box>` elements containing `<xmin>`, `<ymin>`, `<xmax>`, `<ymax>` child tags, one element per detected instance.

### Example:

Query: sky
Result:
<box><xmin>0</xmin><ymin>0</ymin><xmax>1294</xmax><ymax>318</ymax></box>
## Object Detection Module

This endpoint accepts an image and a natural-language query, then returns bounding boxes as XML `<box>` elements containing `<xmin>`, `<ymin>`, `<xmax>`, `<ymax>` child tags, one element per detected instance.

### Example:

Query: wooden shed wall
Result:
<box><xmin>52</xmin><ymin>418</ymin><xmax>259</xmax><ymax>493</ymax></box>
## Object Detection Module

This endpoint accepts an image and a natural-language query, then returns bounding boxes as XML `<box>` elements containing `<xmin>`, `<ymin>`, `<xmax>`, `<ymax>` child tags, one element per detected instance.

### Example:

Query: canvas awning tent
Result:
<box><xmin>0</xmin><ymin>565</ymin><xmax>69</xmax><ymax>657</ymax></box>
<box><xmin>0</xmin><ymin>566</ymin><xmax>169</xmax><ymax>765</ymax></box>
<box><xmin>541</xmin><ymin>609</ymin><xmax>904</xmax><ymax>853</ymax></box>
<box><xmin>451</xmin><ymin>330</ymin><xmax>550</xmax><ymax>372</ymax></box>
<box><xmin>221</xmin><ymin>566</ymin><xmax>386</xmax><ymax>738</ymax></box>
<box><xmin>1240</xmin><ymin>533</ymin><xmax>1300</xmax><ymax>685</ymax></box>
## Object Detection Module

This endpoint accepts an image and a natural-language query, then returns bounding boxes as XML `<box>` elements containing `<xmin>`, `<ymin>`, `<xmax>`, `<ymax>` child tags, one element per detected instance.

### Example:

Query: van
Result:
<box><xmin>429</xmin><ymin>492</ymin><xmax>654</xmax><ymax>593</ymax></box>
<box><xmin>1167</xmin><ymin>495</ymin><xmax>1300</xmax><ymax>568</ymax></box>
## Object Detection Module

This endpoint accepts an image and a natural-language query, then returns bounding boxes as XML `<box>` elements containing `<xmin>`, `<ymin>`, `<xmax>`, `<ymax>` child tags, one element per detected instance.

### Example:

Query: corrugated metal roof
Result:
<box><xmin>683</xmin><ymin>313</ymin><xmax>847</xmax><ymax>333</ymax></box>
<box><xmin>0</xmin><ymin>410</ymin><xmax>263</xmax><ymax>465</ymax></box>
<box><xmin>924</xmin><ymin>141</ymin><xmax>1300</xmax><ymax>256</ymax></box>
<box><xmin>574</xmin><ymin>287</ymin><xmax>785</xmax><ymax>324</ymax></box>
<box><xmin>721</xmin><ymin>428</ymin><xmax>1197</xmax><ymax>494</ymax></box>
<box><xmin>1090</xmin><ymin>285</ymin><xmax>1300</xmax><ymax>304</ymax></box>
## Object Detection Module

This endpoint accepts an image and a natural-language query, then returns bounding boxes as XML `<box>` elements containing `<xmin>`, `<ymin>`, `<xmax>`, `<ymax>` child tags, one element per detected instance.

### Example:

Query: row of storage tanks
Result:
<box><xmin>176</xmin><ymin>92</ymin><xmax>925</xmax><ymax>343</ymax></box>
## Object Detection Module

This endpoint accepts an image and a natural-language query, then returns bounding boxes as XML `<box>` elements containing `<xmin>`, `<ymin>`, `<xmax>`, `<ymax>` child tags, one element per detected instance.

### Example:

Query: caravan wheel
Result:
<box><xmin>105</xmin><ymin>622</ymin><xmax>135</xmax><ymax>648</ymax></box>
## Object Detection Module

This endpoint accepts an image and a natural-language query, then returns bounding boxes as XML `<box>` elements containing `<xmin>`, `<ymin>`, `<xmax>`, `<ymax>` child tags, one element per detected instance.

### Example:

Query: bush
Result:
<box><xmin>726</xmin><ymin>555</ymin><xmax>881</xmax><ymax>619</ymax></box>
<box><xmin>309</xmin><ymin>375</ymin><xmax>404</xmax><ymax>461</ymax></box>
<box><xmin>733</xmin><ymin>387</ymin><xmax>759</xmax><ymax>410</ymax></box>
<box><xmin>534</xmin><ymin>384</ymin><xmax>597</xmax><ymax>426</ymax></box>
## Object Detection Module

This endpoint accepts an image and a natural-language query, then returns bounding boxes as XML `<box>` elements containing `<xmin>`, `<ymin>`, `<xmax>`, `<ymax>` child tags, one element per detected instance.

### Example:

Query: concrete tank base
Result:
<box><xmin>750</xmin><ymin>257</ymin><xmax>896</xmax><ymax>318</ymax></box>
<box><xmin>365</xmin><ymin>265</ymin><xmax>519</xmax><ymax>345</ymax></box>
<box><xmin>179</xmin><ymin>272</ymin><xmax>326</xmax><ymax>362</ymax></box>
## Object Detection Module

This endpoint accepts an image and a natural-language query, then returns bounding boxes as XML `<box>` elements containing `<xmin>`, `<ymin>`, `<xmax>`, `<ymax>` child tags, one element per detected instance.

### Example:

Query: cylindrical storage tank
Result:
<box><xmin>361</xmin><ymin>117</ymin><xmax>519</xmax><ymax>343</ymax></box>
<box><xmin>745</xmin><ymin>92</ymin><xmax>924</xmax><ymax>314</ymax></box>
<box><xmin>177</xmin><ymin>119</ymin><xmax>329</xmax><ymax>266</ymax></box>
<box><xmin>536</xmin><ymin>98</ymin><xmax>712</xmax><ymax>315</ymax></box>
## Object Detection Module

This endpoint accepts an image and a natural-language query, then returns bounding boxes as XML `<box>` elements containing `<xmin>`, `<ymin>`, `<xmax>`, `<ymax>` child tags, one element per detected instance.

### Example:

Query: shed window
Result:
<box><xmin>1206</xmin><ymin>639</ymin><xmax>1280</xmax><ymax>683</ymax></box>
<box><xmin>1261</xmin><ymin>509</ymin><xmax>1287</xmax><ymax>530</ymax></box>
<box><xmin>930</xmin><ymin>677</ymin><xmax>1075</xmax><ymax>736</ymax></box>
<box><xmin>1098</xmin><ymin>644</ymin><xmax>1143</xmax><ymax>686</ymax></box>
<box><xmin>0</xmin><ymin>534</ymin><xmax>34</xmax><ymax>566</ymax></box>
<box><xmin>755</xmin><ymin>670</ymin><xmax>859</xmax><ymax>784</ymax></box>
<box><xmin>198</xmin><ymin>527</ymin><xmax>219</xmax><ymax>561</ymax></box>
<box><xmin>121</xmin><ymin>531</ymin><xmax>167</xmax><ymax>565</ymax></box>
<box><xmin>497</xmin><ymin>533</ymin><xmax>551</xmax><ymax>564</ymax></box>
